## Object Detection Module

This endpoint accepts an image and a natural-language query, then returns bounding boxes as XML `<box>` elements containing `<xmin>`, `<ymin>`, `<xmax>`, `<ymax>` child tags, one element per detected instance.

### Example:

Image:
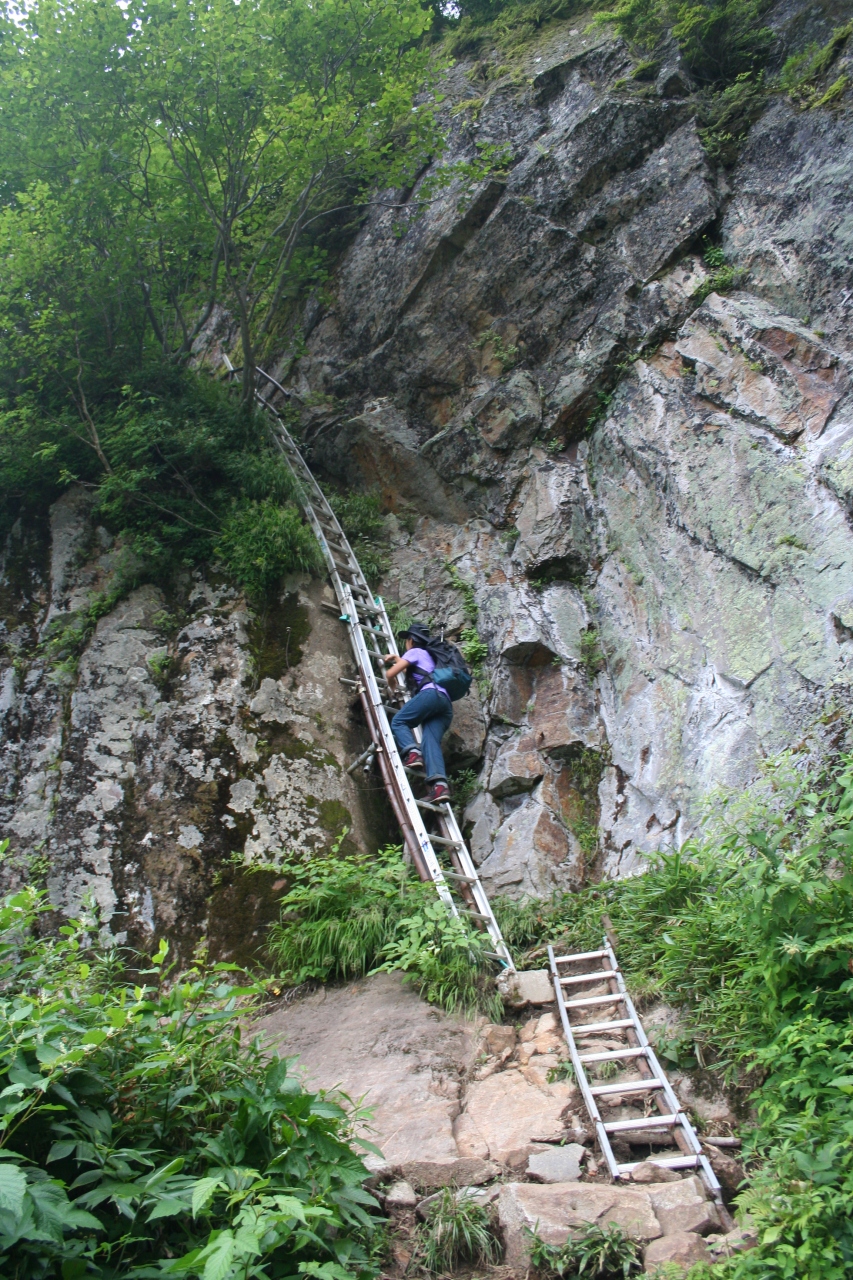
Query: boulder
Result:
<box><xmin>481</xmin><ymin>1024</ymin><xmax>517</xmax><ymax>1057</ymax></box>
<box><xmin>499</xmin><ymin>969</ymin><xmax>555</xmax><ymax>1006</ymax></box>
<box><xmin>454</xmin><ymin>1067</ymin><xmax>576</xmax><ymax>1168</ymax></box>
<box><xmin>630</xmin><ymin>1162</ymin><xmax>684</xmax><ymax>1184</ymax></box>
<box><xmin>384</xmin><ymin>1181</ymin><xmax>417</xmax><ymax>1209</ymax></box>
<box><xmin>646</xmin><ymin>1177</ymin><xmax>721</xmax><ymax>1237</ymax></box>
<box><xmin>527</xmin><ymin>1143</ymin><xmax>586</xmax><ymax>1183</ymax></box>
<box><xmin>498</xmin><ymin>1182</ymin><xmax>662</xmax><ymax>1269</ymax></box>
<box><xmin>643</xmin><ymin>1231</ymin><xmax>711</xmax><ymax>1274</ymax></box>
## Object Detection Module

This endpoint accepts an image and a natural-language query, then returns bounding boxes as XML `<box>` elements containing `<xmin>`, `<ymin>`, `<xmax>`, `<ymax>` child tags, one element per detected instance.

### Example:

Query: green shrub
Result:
<box><xmin>419</xmin><ymin>1188</ymin><xmax>502</xmax><ymax>1272</ymax></box>
<box><xmin>780</xmin><ymin>22</ymin><xmax>851</xmax><ymax>107</ymax></box>
<box><xmin>326</xmin><ymin>490</ymin><xmax>390</xmax><ymax>586</ymax></box>
<box><xmin>216</xmin><ymin>498</ymin><xmax>322</xmax><ymax>598</ymax></box>
<box><xmin>268</xmin><ymin>846</ymin><xmax>502</xmax><ymax>1018</ymax></box>
<box><xmin>0</xmin><ymin>866</ymin><xmax>379</xmax><ymax>1279</ymax></box>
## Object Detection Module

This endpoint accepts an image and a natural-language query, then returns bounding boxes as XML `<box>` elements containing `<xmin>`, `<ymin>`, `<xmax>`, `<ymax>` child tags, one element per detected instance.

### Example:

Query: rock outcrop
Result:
<box><xmin>0</xmin><ymin>492</ymin><xmax>382</xmax><ymax>958</ymax></box>
<box><xmin>283</xmin><ymin>9</ymin><xmax>853</xmax><ymax>878</ymax></box>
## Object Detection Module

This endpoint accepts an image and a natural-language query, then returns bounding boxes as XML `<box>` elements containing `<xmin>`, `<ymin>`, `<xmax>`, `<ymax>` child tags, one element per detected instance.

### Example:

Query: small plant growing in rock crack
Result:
<box><xmin>546</xmin><ymin>1059</ymin><xmax>575</xmax><ymax>1084</ymax></box>
<box><xmin>419</xmin><ymin>1188</ymin><xmax>502</xmax><ymax>1273</ymax></box>
<box><xmin>580</xmin><ymin>625</ymin><xmax>605</xmax><ymax>680</ymax></box>
<box><xmin>528</xmin><ymin>1221</ymin><xmax>642</xmax><ymax>1278</ymax></box>
<box><xmin>146</xmin><ymin>649</ymin><xmax>174</xmax><ymax>688</ymax></box>
<box><xmin>471</xmin><ymin>328</ymin><xmax>519</xmax><ymax>371</ymax></box>
<box><xmin>450</xmin><ymin>767</ymin><xmax>480</xmax><ymax>813</ymax></box>
<box><xmin>692</xmin><ymin>238</ymin><xmax>745</xmax><ymax>303</ymax></box>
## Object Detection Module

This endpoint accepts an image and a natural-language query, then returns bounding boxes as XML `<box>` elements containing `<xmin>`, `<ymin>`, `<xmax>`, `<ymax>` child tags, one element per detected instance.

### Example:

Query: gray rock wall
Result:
<box><xmin>0</xmin><ymin>491</ymin><xmax>383</xmax><ymax>959</ymax></box>
<box><xmin>288</xmin><ymin>15</ymin><xmax>853</xmax><ymax>885</ymax></box>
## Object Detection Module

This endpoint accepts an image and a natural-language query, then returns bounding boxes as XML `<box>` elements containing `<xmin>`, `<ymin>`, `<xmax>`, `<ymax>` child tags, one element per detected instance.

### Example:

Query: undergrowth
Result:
<box><xmin>418</xmin><ymin>1188</ymin><xmax>502</xmax><ymax>1272</ymax></box>
<box><xmin>326</xmin><ymin>489</ymin><xmax>391</xmax><ymax>586</ymax></box>
<box><xmin>529</xmin><ymin>1221</ymin><xmax>641</xmax><ymax>1278</ymax></box>
<box><xmin>0</xmin><ymin>862</ymin><xmax>379</xmax><ymax>1279</ymax></box>
<box><xmin>268</xmin><ymin>845</ymin><xmax>503</xmax><ymax>1019</ymax></box>
<box><xmin>495</xmin><ymin>745</ymin><xmax>853</xmax><ymax>1279</ymax></box>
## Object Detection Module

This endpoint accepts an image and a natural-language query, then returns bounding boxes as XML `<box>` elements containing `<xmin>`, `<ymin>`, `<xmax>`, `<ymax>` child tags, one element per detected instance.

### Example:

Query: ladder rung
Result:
<box><xmin>570</xmin><ymin>1018</ymin><xmax>634</xmax><ymax>1035</ymax></box>
<box><xmin>484</xmin><ymin>951</ymin><xmax>508</xmax><ymax>961</ymax></box>
<box><xmin>564</xmin><ymin>992</ymin><xmax>626</xmax><ymax>1010</ymax></box>
<box><xmin>442</xmin><ymin>870</ymin><xmax>477</xmax><ymax>883</ymax></box>
<box><xmin>560</xmin><ymin>970</ymin><xmax>618</xmax><ymax>985</ymax></box>
<box><xmin>591</xmin><ymin>1078</ymin><xmax>664</xmax><ymax>1097</ymax></box>
<box><xmin>464</xmin><ymin>910</ymin><xmax>492</xmax><ymax>922</ymax></box>
<box><xmin>603</xmin><ymin>1115</ymin><xmax>678</xmax><ymax>1133</ymax></box>
<box><xmin>579</xmin><ymin>1047</ymin><xmax>648</xmax><ymax>1064</ymax></box>
<box><xmin>416</xmin><ymin>799</ymin><xmax>445</xmax><ymax>812</ymax></box>
<box><xmin>616</xmin><ymin>1155</ymin><xmax>700</xmax><ymax>1173</ymax></box>
<box><xmin>430</xmin><ymin>835</ymin><xmax>463</xmax><ymax>847</ymax></box>
<box><xmin>554</xmin><ymin>949</ymin><xmax>609</xmax><ymax>963</ymax></box>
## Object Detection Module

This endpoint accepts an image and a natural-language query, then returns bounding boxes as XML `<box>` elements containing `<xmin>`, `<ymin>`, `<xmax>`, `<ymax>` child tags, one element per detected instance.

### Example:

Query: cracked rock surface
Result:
<box><xmin>284</xmin><ymin>13</ymin><xmax>853</xmax><ymax>877</ymax></box>
<box><xmin>0</xmin><ymin>492</ymin><xmax>381</xmax><ymax>958</ymax></box>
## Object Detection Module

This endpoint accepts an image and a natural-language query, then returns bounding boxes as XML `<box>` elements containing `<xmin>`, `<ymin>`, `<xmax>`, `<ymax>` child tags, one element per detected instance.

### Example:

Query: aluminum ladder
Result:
<box><xmin>549</xmin><ymin>939</ymin><xmax>725</xmax><ymax>1210</ymax></box>
<box><xmin>225</xmin><ymin>359</ymin><xmax>514</xmax><ymax>971</ymax></box>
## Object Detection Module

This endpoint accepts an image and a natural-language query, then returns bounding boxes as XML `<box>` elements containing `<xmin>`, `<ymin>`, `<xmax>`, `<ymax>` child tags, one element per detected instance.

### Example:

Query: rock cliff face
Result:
<box><xmin>0</xmin><ymin>491</ymin><xmax>385</xmax><ymax>957</ymax></box>
<box><xmin>2</xmin><ymin>2</ymin><xmax>852</xmax><ymax>941</ymax></box>
<box><xmin>287</xmin><ymin>5</ymin><xmax>853</xmax><ymax>884</ymax></box>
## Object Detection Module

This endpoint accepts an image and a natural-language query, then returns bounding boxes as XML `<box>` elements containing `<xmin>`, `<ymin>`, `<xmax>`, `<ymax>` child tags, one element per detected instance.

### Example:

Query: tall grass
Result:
<box><xmin>268</xmin><ymin>845</ymin><xmax>502</xmax><ymax>1018</ymax></box>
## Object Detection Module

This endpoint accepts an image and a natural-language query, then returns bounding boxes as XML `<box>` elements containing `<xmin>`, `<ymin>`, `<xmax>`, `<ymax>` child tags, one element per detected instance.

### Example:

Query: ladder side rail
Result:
<box><xmin>438</xmin><ymin>806</ymin><xmax>514</xmax><ymax>969</ymax></box>
<box><xmin>601</xmin><ymin>940</ymin><xmax>726</xmax><ymax>1209</ymax></box>
<box><xmin>596</xmin><ymin>943</ymin><xmax>702</xmax><ymax>1172</ymax></box>
<box><xmin>339</xmin><ymin>585</ymin><xmax>459</xmax><ymax>912</ymax></box>
<box><xmin>549</xmin><ymin>945</ymin><xmax>622</xmax><ymax>1180</ymax></box>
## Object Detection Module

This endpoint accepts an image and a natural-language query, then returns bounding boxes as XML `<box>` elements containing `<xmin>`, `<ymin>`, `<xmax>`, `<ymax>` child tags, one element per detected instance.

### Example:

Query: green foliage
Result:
<box><xmin>495</xmin><ymin>748</ymin><xmax>853</xmax><ymax>1278</ymax></box>
<box><xmin>529</xmin><ymin>1221</ymin><xmax>641</xmax><ymax>1277</ymax></box>
<box><xmin>780</xmin><ymin>22</ymin><xmax>851</xmax><ymax>108</ymax></box>
<box><xmin>579</xmin><ymin>626</ymin><xmax>605</xmax><ymax>679</ymax></box>
<box><xmin>269</xmin><ymin>845</ymin><xmax>502</xmax><ymax>1018</ymax></box>
<box><xmin>326</xmin><ymin>491</ymin><xmax>390</xmax><ymax>586</ymax></box>
<box><xmin>269</xmin><ymin>845</ymin><xmax>410</xmax><ymax>985</ymax></box>
<box><xmin>445</xmin><ymin>563</ymin><xmax>479</xmax><ymax>624</ymax></box>
<box><xmin>592</xmin><ymin>0</ymin><xmax>773</xmax><ymax>88</ymax></box>
<box><xmin>418</xmin><ymin>1188</ymin><xmax>502</xmax><ymax>1272</ymax></box>
<box><xmin>471</xmin><ymin>329</ymin><xmax>519</xmax><ymax>371</ymax></box>
<box><xmin>216</xmin><ymin>499</ymin><xmax>322</xmax><ymax>597</ymax></box>
<box><xmin>0</xmin><ymin>867</ymin><xmax>379</xmax><ymax>1279</ymax></box>
<box><xmin>0</xmin><ymin>0</ymin><xmax>441</xmax><ymax>406</ymax></box>
<box><xmin>692</xmin><ymin>238</ymin><xmax>746</xmax><ymax>302</ymax></box>
<box><xmin>699</xmin><ymin>71</ymin><xmax>768</xmax><ymax>164</ymax></box>
<box><xmin>449</xmin><ymin>767</ymin><xmax>480</xmax><ymax>813</ymax></box>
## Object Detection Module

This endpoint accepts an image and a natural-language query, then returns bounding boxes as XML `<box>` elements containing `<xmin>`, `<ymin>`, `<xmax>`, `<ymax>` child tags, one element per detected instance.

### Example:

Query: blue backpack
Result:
<box><xmin>425</xmin><ymin>638</ymin><xmax>473</xmax><ymax>701</ymax></box>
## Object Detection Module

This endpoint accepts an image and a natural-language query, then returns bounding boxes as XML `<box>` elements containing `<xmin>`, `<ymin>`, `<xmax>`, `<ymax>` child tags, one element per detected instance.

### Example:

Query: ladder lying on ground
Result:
<box><xmin>225</xmin><ymin>359</ymin><xmax>514</xmax><ymax>971</ymax></box>
<box><xmin>549</xmin><ymin>939</ymin><xmax>726</xmax><ymax>1211</ymax></box>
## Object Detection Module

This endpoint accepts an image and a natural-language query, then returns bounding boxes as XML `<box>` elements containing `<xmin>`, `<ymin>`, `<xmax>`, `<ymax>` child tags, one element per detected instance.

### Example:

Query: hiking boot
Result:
<box><xmin>428</xmin><ymin>780</ymin><xmax>450</xmax><ymax>803</ymax></box>
<box><xmin>402</xmin><ymin>748</ymin><xmax>424</xmax><ymax>771</ymax></box>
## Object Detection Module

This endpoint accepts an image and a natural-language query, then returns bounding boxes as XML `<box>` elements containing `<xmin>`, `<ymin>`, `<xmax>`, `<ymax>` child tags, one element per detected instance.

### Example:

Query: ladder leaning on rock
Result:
<box><xmin>224</xmin><ymin>358</ymin><xmax>514</xmax><ymax>971</ymax></box>
<box><xmin>550</xmin><ymin>938</ymin><xmax>728</xmax><ymax>1214</ymax></box>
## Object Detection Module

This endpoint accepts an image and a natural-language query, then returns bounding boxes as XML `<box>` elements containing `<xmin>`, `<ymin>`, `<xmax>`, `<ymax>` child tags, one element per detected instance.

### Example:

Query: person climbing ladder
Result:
<box><xmin>383</xmin><ymin>623</ymin><xmax>459</xmax><ymax>803</ymax></box>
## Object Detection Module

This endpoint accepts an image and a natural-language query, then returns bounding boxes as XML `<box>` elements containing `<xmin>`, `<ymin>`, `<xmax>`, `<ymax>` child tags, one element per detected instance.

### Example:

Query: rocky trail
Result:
<box><xmin>259</xmin><ymin>971</ymin><xmax>753</xmax><ymax>1275</ymax></box>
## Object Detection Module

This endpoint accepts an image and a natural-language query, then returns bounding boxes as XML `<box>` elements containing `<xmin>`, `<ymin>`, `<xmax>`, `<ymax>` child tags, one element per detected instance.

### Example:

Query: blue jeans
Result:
<box><xmin>391</xmin><ymin>688</ymin><xmax>453</xmax><ymax>782</ymax></box>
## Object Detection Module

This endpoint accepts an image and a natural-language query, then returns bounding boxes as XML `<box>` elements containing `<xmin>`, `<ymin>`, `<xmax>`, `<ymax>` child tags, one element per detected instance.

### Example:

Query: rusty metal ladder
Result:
<box><xmin>224</xmin><ymin>358</ymin><xmax>514</xmax><ymax>971</ymax></box>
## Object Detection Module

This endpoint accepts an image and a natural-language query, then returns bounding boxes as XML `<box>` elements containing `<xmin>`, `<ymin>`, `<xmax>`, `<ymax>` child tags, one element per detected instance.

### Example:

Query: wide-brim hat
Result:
<box><xmin>398</xmin><ymin>623</ymin><xmax>431</xmax><ymax>645</ymax></box>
